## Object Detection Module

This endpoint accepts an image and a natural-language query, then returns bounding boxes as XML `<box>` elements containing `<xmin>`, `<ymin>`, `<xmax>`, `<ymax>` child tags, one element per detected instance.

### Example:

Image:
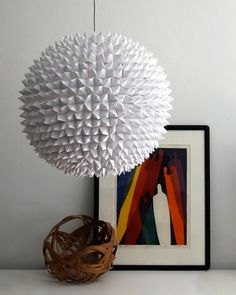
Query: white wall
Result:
<box><xmin>0</xmin><ymin>0</ymin><xmax>236</xmax><ymax>269</ymax></box>
<box><xmin>0</xmin><ymin>0</ymin><xmax>94</xmax><ymax>269</ymax></box>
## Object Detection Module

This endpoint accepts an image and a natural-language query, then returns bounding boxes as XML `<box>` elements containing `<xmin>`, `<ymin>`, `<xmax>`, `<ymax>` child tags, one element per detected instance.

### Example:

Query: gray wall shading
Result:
<box><xmin>0</xmin><ymin>0</ymin><xmax>236</xmax><ymax>269</ymax></box>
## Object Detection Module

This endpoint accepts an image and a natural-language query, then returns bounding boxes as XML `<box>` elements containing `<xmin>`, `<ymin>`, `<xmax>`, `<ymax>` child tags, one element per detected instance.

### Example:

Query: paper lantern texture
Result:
<box><xmin>20</xmin><ymin>33</ymin><xmax>173</xmax><ymax>177</ymax></box>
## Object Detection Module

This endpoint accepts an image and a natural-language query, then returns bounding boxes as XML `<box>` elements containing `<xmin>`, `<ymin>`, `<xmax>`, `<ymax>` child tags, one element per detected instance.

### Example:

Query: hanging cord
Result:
<box><xmin>93</xmin><ymin>0</ymin><xmax>96</xmax><ymax>32</ymax></box>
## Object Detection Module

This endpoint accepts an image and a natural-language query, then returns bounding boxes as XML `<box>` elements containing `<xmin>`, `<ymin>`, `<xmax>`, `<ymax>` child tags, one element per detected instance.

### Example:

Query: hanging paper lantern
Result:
<box><xmin>20</xmin><ymin>33</ymin><xmax>173</xmax><ymax>177</ymax></box>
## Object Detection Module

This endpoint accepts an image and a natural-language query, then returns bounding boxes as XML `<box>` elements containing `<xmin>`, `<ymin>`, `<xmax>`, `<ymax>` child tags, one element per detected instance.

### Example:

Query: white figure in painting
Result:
<box><xmin>153</xmin><ymin>183</ymin><xmax>171</xmax><ymax>246</ymax></box>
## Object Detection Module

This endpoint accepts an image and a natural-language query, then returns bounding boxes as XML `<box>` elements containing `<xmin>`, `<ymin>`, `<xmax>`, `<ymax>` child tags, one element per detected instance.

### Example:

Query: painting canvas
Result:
<box><xmin>117</xmin><ymin>148</ymin><xmax>188</xmax><ymax>247</ymax></box>
<box><xmin>95</xmin><ymin>126</ymin><xmax>210</xmax><ymax>270</ymax></box>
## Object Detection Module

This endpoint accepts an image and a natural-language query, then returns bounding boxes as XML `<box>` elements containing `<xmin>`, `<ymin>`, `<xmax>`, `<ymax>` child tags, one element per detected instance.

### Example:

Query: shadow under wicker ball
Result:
<box><xmin>43</xmin><ymin>215</ymin><xmax>118</xmax><ymax>282</ymax></box>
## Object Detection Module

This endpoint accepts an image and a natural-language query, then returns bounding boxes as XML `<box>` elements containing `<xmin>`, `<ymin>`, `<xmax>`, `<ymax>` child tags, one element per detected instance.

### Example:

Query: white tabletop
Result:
<box><xmin>0</xmin><ymin>270</ymin><xmax>236</xmax><ymax>295</ymax></box>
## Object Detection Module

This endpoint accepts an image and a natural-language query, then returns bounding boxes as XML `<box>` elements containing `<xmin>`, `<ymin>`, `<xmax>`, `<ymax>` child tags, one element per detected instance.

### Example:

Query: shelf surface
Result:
<box><xmin>0</xmin><ymin>270</ymin><xmax>236</xmax><ymax>295</ymax></box>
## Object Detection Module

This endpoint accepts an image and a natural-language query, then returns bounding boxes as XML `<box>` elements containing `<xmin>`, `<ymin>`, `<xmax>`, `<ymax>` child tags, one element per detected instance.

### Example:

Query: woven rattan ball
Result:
<box><xmin>43</xmin><ymin>215</ymin><xmax>117</xmax><ymax>282</ymax></box>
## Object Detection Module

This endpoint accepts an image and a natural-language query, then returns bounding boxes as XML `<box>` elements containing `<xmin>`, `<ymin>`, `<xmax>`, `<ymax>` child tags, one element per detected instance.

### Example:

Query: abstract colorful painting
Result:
<box><xmin>117</xmin><ymin>148</ymin><xmax>187</xmax><ymax>246</ymax></box>
<box><xmin>96</xmin><ymin>126</ymin><xmax>210</xmax><ymax>269</ymax></box>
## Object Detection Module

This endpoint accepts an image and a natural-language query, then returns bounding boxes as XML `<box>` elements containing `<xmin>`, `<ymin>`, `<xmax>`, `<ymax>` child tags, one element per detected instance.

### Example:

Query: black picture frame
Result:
<box><xmin>94</xmin><ymin>125</ymin><xmax>210</xmax><ymax>270</ymax></box>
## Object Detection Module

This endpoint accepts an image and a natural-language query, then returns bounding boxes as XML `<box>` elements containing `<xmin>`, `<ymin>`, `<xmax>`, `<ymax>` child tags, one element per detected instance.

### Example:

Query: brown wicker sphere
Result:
<box><xmin>43</xmin><ymin>215</ymin><xmax>117</xmax><ymax>282</ymax></box>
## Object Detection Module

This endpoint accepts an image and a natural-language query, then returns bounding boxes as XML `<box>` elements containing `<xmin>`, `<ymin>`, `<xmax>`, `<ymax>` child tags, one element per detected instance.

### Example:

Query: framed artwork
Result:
<box><xmin>94</xmin><ymin>125</ymin><xmax>210</xmax><ymax>270</ymax></box>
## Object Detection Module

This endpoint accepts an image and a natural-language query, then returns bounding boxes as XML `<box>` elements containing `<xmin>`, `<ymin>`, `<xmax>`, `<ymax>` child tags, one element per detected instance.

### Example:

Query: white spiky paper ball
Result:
<box><xmin>20</xmin><ymin>32</ymin><xmax>173</xmax><ymax>177</ymax></box>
